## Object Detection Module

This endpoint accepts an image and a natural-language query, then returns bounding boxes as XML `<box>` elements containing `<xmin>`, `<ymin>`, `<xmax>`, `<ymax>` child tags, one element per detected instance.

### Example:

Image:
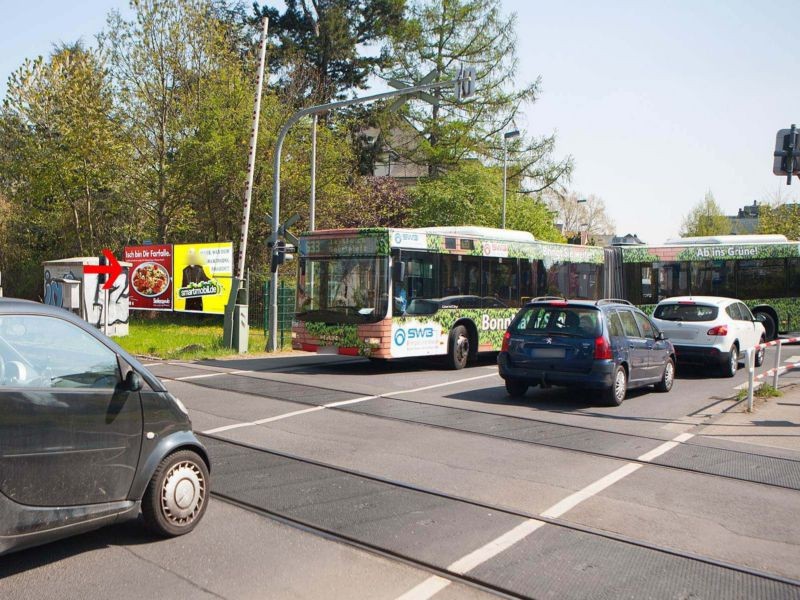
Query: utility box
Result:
<box><xmin>43</xmin><ymin>257</ymin><xmax>131</xmax><ymax>337</ymax></box>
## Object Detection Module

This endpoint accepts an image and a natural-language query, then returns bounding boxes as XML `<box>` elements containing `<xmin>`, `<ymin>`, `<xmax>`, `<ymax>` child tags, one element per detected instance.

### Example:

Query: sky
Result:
<box><xmin>1</xmin><ymin>0</ymin><xmax>798</xmax><ymax>244</ymax></box>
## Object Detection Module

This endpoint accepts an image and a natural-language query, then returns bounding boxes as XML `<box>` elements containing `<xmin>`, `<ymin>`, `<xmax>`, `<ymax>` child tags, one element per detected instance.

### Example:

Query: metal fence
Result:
<box><xmin>744</xmin><ymin>336</ymin><xmax>800</xmax><ymax>411</ymax></box>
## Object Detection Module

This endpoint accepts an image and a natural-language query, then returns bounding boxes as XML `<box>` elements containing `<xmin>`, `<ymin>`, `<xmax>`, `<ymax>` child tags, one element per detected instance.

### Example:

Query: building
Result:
<box><xmin>727</xmin><ymin>200</ymin><xmax>760</xmax><ymax>234</ymax></box>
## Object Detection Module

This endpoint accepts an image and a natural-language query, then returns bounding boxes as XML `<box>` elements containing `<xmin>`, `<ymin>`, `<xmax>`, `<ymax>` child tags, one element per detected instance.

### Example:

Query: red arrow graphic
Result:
<box><xmin>83</xmin><ymin>248</ymin><xmax>122</xmax><ymax>290</ymax></box>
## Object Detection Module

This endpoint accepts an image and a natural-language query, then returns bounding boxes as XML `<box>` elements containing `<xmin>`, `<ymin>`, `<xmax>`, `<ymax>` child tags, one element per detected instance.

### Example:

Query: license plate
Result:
<box><xmin>531</xmin><ymin>347</ymin><xmax>566</xmax><ymax>358</ymax></box>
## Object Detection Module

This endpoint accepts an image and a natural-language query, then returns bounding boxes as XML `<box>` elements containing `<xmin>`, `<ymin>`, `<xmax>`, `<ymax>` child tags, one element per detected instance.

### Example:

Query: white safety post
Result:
<box><xmin>773</xmin><ymin>339</ymin><xmax>782</xmax><ymax>389</ymax></box>
<box><xmin>746</xmin><ymin>348</ymin><xmax>755</xmax><ymax>412</ymax></box>
<box><xmin>103</xmin><ymin>289</ymin><xmax>109</xmax><ymax>337</ymax></box>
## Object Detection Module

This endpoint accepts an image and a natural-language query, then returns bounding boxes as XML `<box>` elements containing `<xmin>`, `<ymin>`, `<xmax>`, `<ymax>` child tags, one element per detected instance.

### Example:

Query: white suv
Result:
<box><xmin>651</xmin><ymin>297</ymin><xmax>766</xmax><ymax>378</ymax></box>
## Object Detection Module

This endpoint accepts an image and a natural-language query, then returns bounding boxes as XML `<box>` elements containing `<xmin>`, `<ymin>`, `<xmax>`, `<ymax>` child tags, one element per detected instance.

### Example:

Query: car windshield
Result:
<box><xmin>511</xmin><ymin>305</ymin><xmax>601</xmax><ymax>338</ymax></box>
<box><xmin>654</xmin><ymin>303</ymin><xmax>719</xmax><ymax>322</ymax></box>
<box><xmin>296</xmin><ymin>256</ymin><xmax>389</xmax><ymax>324</ymax></box>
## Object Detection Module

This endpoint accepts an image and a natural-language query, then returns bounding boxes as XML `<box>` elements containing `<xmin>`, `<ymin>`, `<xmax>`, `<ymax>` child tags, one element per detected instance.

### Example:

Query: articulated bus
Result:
<box><xmin>605</xmin><ymin>234</ymin><xmax>800</xmax><ymax>340</ymax></box>
<box><xmin>292</xmin><ymin>228</ymin><xmax>799</xmax><ymax>366</ymax></box>
<box><xmin>291</xmin><ymin>227</ymin><xmax>604</xmax><ymax>368</ymax></box>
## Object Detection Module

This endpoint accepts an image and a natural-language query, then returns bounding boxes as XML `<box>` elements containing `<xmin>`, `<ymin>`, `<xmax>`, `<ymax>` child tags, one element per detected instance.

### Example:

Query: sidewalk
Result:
<box><xmin>696</xmin><ymin>384</ymin><xmax>800</xmax><ymax>453</ymax></box>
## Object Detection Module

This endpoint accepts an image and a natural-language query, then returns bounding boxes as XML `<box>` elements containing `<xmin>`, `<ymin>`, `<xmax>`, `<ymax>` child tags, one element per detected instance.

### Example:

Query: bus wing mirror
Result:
<box><xmin>392</xmin><ymin>261</ymin><xmax>405</xmax><ymax>281</ymax></box>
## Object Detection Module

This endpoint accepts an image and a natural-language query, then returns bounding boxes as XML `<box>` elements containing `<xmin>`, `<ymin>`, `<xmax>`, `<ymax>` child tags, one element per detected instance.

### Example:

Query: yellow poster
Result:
<box><xmin>172</xmin><ymin>242</ymin><xmax>233</xmax><ymax>314</ymax></box>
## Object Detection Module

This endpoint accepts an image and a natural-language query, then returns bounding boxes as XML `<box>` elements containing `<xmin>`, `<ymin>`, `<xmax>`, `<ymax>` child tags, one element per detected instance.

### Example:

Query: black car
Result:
<box><xmin>498</xmin><ymin>298</ymin><xmax>676</xmax><ymax>405</ymax></box>
<box><xmin>0</xmin><ymin>298</ymin><xmax>209</xmax><ymax>555</ymax></box>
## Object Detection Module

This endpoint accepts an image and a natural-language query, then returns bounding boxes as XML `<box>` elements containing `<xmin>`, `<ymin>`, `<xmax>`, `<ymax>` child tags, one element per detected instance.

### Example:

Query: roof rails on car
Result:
<box><xmin>529</xmin><ymin>296</ymin><xmax>568</xmax><ymax>303</ymax></box>
<box><xmin>596</xmin><ymin>298</ymin><xmax>633</xmax><ymax>306</ymax></box>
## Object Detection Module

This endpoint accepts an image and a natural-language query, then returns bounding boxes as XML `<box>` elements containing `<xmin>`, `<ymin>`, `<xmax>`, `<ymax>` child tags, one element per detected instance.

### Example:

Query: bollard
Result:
<box><xmin>773</xmin><ymin>339</ymin><xmax>782</xmax><ymax>389</ymax></box>
<box><xmin>746</xmin><ymin>348</ymin><xmax>755</xmax><ymax>412</ymax></box>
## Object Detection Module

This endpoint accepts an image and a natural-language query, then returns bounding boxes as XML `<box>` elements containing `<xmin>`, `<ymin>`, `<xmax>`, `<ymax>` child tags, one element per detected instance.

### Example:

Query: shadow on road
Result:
<box><xmin>0</xmin><ymin>518</ymin><xmax>154</xmax><ymax>578</ymax></box>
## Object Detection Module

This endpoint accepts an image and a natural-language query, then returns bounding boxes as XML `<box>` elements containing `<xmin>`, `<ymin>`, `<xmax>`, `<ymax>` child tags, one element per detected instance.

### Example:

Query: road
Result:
<box><xmin>2</xmin><ymin>350</ymin><xmax>799</xmax><ymax>599</ymax></box>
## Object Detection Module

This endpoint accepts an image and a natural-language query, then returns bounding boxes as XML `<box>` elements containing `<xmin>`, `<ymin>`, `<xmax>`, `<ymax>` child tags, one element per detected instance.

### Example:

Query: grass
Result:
<box><xmin>735</xmin><ymin>383</ymin><xmax>783</xmax><ymax>402</ymax></box>
<box><xmin>117</xmin><ymin>316</ymin><xmax>289</xmax><ymax>360</ymax></box>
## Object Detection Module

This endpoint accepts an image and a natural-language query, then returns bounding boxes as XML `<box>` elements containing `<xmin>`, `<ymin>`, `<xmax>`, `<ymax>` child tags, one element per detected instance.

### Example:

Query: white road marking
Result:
<box><xmin>540</xmin><ymin>463</ymin><xmax>642</xmax><ymax>519</ymax></box>
<box><xmin>200</xmin><ymin>372</ymin><xmax>498</xmax><ymax>434</ymax></box>
<box><xmin>395</xmin><ymin>576</ymin><xmax>451</xmax><ymax>600</ymax></box>
<box><xmin>447</xmin><ymin>519</ymin><xmax>544</xmax><ymax>574</ymax></box>
<box><xmin>175</xmin><ymin>372</ymin><xmax>226</xmax><ymax>381</ymax></box>
<box><xmin>637</xmin><ymin>432</ymin><xmax>694</xmax><ymax>462</ymax></box>
<box><xmin>141</xmin><ymin>362</ymin><xmax>161</xmax><ymax>367</ymax></box>
<box><xmin>785</xmin><ymin>355</ymin><xmax>800</xmax><ymax>363</ymax></box>
<box><xmin>394</xmin><ymin>431</ymin><xmax>694</xmax><ymax>600</ymax></box>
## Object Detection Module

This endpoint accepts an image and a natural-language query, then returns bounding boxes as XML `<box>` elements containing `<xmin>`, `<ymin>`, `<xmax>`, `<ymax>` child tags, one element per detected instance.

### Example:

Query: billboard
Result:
<box><xmin>172</xmin><ymin>242</ymin><xmax>233</xmax><ymax>314</ymax></box>
<box><xmin>124</xmin><ymin>245</ymin><xmax>173</xmax><ymax>311</ymax></box>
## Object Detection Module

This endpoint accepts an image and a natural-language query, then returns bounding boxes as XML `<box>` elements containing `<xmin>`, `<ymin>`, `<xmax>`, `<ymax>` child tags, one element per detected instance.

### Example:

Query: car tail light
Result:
<box><xmin>707</xmin><ymin>325</ymin><xmax>728</xmax><ymax>336</ymax></box>
<box><xmin>549</xmin><ymin>301</ymin><xmax>569</xmax><ymax>306</ymax></box>
<box><xmin>678</xmin><ymin>301</ymin><xmax>696</xmax><ymax>305</ymax></box>
<box><xmin>501</xmin><ymin>331</ymin><xmax>511</xmax><ymax>352</ymax></box>
<box><xmin>594</xmin><ymin>335</ymin><xmax>613</xmax><ymax>360</ymax></box>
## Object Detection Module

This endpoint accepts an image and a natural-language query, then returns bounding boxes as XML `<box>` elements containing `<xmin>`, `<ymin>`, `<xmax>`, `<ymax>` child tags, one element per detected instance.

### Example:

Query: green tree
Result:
<box><xmin>680</xmin><ymin>191</ymin><xmax>730</xmax><ymax>237</ymax></box>
<box><xmin>409</xmin><ymin>161</ymin><xmax>563</xmax><ymax>241</ymax></box>
<box><xmin>0</xmin><ymin>44</ymin><xmax>132</xmax><ymax>298</ymax></box>
<box><xmin>254</xmin><ymin>0</ymin><xmax>406</xmax><ymax>105</ymax></box>
<box><xmin>758</xmin><ymin>203</ymin><xmax>800</xmax><ymax>240</ymax></box>
<box><xmin>323</xmin><ymin>176</ymin><xmax>413</xmax><ymax>228</ymax></box>
<box><xmin>385</xmin><ymin>0</ymin><xmax>571</xmax><ymax>187</ymax></box>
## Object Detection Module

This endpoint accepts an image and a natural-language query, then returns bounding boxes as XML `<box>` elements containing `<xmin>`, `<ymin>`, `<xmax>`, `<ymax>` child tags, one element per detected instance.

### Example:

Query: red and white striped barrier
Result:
<box><xmin>744</xmin><ymin>337</ymin><xmax>800</xmax><ymax>411</ymax></box>
<box><xmin>754</xmin><ymin>336</ymin><xmax>800</xmax><ymax>351</ymax></box>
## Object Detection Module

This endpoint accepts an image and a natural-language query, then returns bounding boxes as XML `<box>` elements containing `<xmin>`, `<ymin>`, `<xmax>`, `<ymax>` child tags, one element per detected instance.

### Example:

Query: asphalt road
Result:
<box><xmin>2</xmin><ymin>350</ymin><xmax>799</xmax><ymax>599</ymax></box>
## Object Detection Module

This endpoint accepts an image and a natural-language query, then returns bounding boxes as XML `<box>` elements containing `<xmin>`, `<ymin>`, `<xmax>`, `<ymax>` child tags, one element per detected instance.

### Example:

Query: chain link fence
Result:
<box><xmin>247</xmin><ymin>271</ymin><xmax>295</xmax><ymax>348</ymax></box>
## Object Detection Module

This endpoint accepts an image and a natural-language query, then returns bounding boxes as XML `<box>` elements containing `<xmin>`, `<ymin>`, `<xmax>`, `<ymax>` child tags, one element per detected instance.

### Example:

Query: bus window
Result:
<box><xmin>440</xmin><ymin>254</ymin><xmax>481</xmax><ymax>305</ymax></box>
<box><xmin>655</xmin><ymin>262</ymin><xmax>690</xmax><ymax>301</ymax></box>
<box><xmin>482</xmin><ymin>257</ymin><xmax>519</xmax><ymax>307</ymax></box>
<box><xmin>736</xmin><ymin>259</ymin><xmax>786</xmax><ymax>299</ymax></box>
<box><xmin>690</xmin><ymin>261</ymin><xmax>735</xmax><ymax>297</ymax></box>
<box><xmin>520</xmin><ymin>259</ymin><xmax>538</xmax><ymax>303</ymax></box>
<box><xmin>392</xmin><ymin>250</ymin><xmax>438</xmax><ymax>315</ymax></box>
<box><xmin>570</xmin><ymin>263</ymin><xmax>603</xmax><ymax>300</ymax></box>
<box><xmin>789</xmin><ymin>258</ymin><xmax>800</xmax><ymax>295</ymax></box>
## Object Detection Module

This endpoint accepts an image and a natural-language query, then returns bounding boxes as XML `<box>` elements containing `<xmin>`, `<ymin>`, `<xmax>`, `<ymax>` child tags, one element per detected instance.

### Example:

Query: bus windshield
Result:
<box><xmin>297</xmin><ymin>256</ymin><xmax>389</xmax><ymax>324</ymax></box>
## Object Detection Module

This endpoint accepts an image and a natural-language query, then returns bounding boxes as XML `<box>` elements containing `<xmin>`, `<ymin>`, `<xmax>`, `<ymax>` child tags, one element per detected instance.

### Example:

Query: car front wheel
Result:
<box><xmin>655</xmin><ymin>359</ymin><xmax>675</xmax><ymax>393</ymax></box>
<box><xmin>142</xmin><ymin>449</ymin><xmax>209</xmax><ymax>537</ymax></box>
<box><xmin>754</xmin><ymin>338</ymin><xmax>766</xmax><ymax>367</ymax></box>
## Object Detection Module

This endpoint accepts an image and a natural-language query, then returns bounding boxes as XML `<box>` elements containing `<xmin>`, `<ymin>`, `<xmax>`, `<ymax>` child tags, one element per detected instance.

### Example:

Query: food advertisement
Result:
<box><xmin>124</xmin><ymin>245</ymin><xmax>174</xmax><ymax>311</ymax></box>
<box><xmin>172</xmin><ymin>242</ymin><xmax>233</xmax><ymax>314</ymax></box>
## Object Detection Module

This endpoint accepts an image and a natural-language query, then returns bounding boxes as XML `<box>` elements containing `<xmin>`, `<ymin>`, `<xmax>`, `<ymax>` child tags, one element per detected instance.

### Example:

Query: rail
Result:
<box><xmin>744</xmin><ymin>336</ymin><xmax>800</xmax><ymax>411</ymax></box>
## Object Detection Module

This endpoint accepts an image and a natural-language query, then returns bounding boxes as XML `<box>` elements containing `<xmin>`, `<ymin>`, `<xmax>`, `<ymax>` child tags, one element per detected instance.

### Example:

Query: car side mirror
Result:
<box><xmin>125</xmin><ymin>370</ymin><xmax>143</xmax><ymax>392</ymax></box>
<box><xmin>656</xmin><ymin>331</ymin><xmax>666</xmax><ymax>341</ymax></box>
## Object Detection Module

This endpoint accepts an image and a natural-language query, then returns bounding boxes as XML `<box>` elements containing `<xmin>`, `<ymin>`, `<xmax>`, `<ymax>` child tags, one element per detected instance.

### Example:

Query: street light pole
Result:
<box><xmin>310</xmin><ymin>113</ymin><xmax>318</xmax><ymax>231</ymax></box>
<box><xmin>267</xmin><ymin>74</ymin><xmax>474</xmax><ymax>351</ymax></box>
<box><xmin>501</xmin><ymin>129</ymin><xmax>519</xmax><ymax>229</ymax></box>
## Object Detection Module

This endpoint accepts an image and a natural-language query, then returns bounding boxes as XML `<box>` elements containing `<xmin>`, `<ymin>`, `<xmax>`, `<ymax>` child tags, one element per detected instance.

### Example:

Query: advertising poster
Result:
<box><xmin>172</xmin><ymin>243</ymin><xmax>233</xmax><ymax>314</ymax></box>
<box><xmin>124</xmin><ymin>244</ymin><xmax>173</xmax><ymax>311</ymax></box>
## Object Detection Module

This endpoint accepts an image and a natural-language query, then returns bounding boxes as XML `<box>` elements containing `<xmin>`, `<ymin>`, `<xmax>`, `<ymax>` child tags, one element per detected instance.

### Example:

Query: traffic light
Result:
<box><xmin>773</xmin><ymin>125</ymin><xmax>799</xmax><ymax>185</ymax></box>
<box><xmin>270</xmin><ymin>241</ymin><xmax>295</xmax><ymax>272</ymax></box>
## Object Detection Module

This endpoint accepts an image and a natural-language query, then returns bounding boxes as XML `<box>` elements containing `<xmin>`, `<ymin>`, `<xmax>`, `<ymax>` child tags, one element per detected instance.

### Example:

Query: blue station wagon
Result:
<box><xmin>498</xmin><ymin>298</ymin><xmax>676</xmax><ymax>405</ymax></box>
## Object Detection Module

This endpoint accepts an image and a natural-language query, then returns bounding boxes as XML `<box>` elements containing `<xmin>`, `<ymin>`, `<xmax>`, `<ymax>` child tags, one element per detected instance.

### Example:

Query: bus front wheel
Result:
<box><xmin>447</xmin><ymin>325</ymin><xmax>470</xmax><ymax>370</ymax></box>
<box><xmin>754</xmin><ymin>311</ymin><xmax>776</xmax><ymax>341</ymax></box>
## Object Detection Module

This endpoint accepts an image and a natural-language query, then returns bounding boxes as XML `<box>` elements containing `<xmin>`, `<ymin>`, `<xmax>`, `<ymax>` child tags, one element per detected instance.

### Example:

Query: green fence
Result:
<box><xmin>263</xmin><ymin>279</ymin><xmax>296</xmax><ymax>349</ymax></box>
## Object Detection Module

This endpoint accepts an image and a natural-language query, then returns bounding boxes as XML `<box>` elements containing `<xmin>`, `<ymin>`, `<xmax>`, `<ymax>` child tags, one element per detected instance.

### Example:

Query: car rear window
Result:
<box><xmin>512</xmin><ymin>305</ymin><xmax>601</xmax><ymax>337</ymax></box>
<box><xmin>654</xmin><ymin>303</ymin><xmax>719</xmax><ymax>322</ymax></box>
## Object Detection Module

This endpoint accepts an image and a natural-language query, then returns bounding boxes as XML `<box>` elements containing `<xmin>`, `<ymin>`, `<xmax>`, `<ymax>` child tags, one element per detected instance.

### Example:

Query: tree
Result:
<box><xmin>546</xmin><ymin>191</ymin><xmax>615</xmax><ymax>240</ymax></box>
<box><xmin>254</xmin><ymin>0</ymin><xmax>405</xmax><ymax>105</ymax></box>
<box><xmin>384</xmin><ymin>0</ymin><xmax>571</xmax><ymax>188</ymax></box>
<box><xmin>0</xmin><ymin>43</ymin><xmax>133</xmax><ymax>298</ymax></box>
<box><xmin>409</xmin><ymin>161</ymin><xmax>563</xmax><ymax>241</ymax></box>
<box><xmin>323</xmin><ymin>176</ymin><xmax>413</xmax><ymax>228</ymax></box>
<box><xmin>758</xmin><ymin>203</ymin><xmax>800</xmax><ymax>240</ymax></box>
<box><xmin>680</xmin><ymin>191</ymin><xmax>730</xmax><ymax>237</ymax></box>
